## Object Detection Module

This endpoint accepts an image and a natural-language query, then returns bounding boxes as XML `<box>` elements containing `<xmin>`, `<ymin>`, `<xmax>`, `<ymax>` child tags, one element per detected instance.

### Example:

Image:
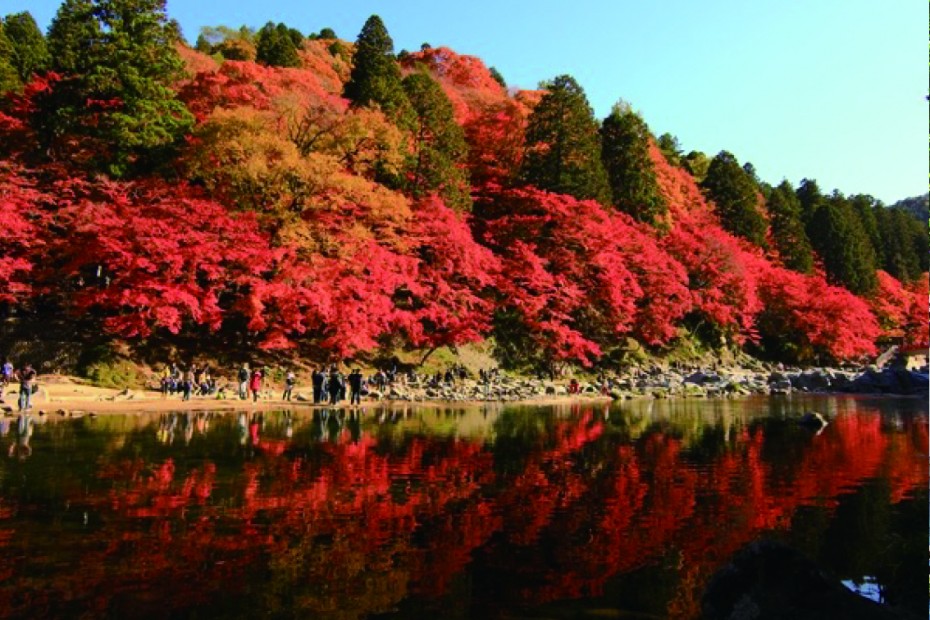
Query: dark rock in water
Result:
<box><xmin>792</xmin><ymin>370</ymin><xmax>831</xmax><ymax>391</ymax></box>
<box><xmin>767</xmin><ymin>370</ymin><xmax>789</xmax><ymax>384</ymax></box>
<box><xmin>702</xmin><ymin>540</ymin><xmax>919</xmax><ymax>620</ymax></box>
<box><xmin>769</xmin><ymin>378</ymin><xmax>792</xmax><ymax>394</ymax></box>
<box><xmin>798</xmin><ymin>411</ymin><xmax>827</xmax><ymax>430</ymax></box>
<box><xmin>850</xmin><ymin>368</ymin><xmax>928</xmax><ymax>395</ymax></box>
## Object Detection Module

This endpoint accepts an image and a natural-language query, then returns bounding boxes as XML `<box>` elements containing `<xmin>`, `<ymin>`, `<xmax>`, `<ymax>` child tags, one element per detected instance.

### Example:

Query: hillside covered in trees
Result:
<box><xmin>0</xmin><ymin>1</ymin><xmax>926</xmax><ymax>373</ymax></box>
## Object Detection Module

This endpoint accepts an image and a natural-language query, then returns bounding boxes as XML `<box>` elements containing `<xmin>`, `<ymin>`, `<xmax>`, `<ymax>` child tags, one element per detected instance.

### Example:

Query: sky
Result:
<box><xmin>20</xmin><ymin>0</ymin><xmax>929</xmax><ymax>204</ymax></box>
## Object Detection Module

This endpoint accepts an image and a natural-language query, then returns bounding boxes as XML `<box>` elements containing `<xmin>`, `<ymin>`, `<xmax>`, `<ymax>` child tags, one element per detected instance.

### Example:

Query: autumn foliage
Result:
<box><xmin>0</xmin><ymin>28</ymin><xmax>914</xmax><ymax>367</ymax></box>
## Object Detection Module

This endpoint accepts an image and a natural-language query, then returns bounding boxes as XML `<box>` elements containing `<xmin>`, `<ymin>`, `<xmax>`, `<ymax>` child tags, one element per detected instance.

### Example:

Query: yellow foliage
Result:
<box><xmin>273</xmin><ymin>99</ymin><xmax>408</xmax><ymax>179</ymax></box>
<box><xmin>184</xmin><ymin>106</ymin><xmax>412</xmax><ymax>254</ymax></box>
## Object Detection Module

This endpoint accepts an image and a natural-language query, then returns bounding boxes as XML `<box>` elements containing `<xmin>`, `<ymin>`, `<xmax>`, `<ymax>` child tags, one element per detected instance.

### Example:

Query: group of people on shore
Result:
<box><xmin>160</xmin><ymin>363</ymin><xmax>221</xmax><ymax>401</ymax></box>
<box><xmin>1</xmin><ymin>353</ymin><xmax>506</xmax><ymax>410</ymax></box>
<box><xmin>309</xmin><ymin>367</ymin><xmax>365</xmax><ymax>405</ymax></box>
<box><xmin>159</xmin><ymin>362</ymin><xmax>300</xmax><ymax>403</ymax></box>
<box><xmin>0</xmin><ymin>357</ymin><xmax>38</xmax><ymax>412</ymax></box>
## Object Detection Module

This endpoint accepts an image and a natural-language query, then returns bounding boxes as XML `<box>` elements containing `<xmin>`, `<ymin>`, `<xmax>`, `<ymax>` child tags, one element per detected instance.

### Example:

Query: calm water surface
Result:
<box><xmin>0</xmin><ymin>395</ymin><xmax>925</xmax><ymax>619</ymax></box>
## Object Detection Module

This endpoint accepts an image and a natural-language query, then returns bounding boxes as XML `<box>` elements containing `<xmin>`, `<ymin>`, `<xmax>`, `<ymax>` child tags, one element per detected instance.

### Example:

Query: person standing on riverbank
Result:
<box><xmin>348</xmin><ymin>369</ymin><xmax>363</xmax><ymax>405</ymax></box>
<box><xmin>328</xmin><ymin>367</ymin><xmax>344</xmax><ymax>405</ymax></box>
<box><xmin>312</xmin><ymin>368</ymin><xmax>325</xmax><ymax>404</ymax></box>
<box><xmin>182</xmin><ymin>366</ymin><xmax>194</xmax><ymax>401</ymax></box>
<box><xmin>283</xmin><ymin>371</ymin><xmax>296</xmax><ymax>401</ymax></box>
<box><xmin>249</xmin><ymin>367</ymin><xmax>263</xmax><ymax>402</ymax></box>
<box><xmin>16</xmin><ymin>363</ymin><xmax>36</xmax><ymax>411</ymax></box>
<box><xmin>1</xmin><ymin>357</ymin><xmax>13</xmax><ymax>401</ymax></box>
<box><xmin>237</xmin><ymin>364</ymin><xmax>249</xmax><ymax>400</ymax></box>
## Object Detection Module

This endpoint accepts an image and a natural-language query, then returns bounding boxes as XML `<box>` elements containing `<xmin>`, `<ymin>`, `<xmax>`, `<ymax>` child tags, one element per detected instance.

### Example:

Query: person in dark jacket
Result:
<box><xmin>237</xmin><ymin>364</ymin><xmax>250</xmax><ymax>400</ymax></box>
<box><xmin>328</xmin><ymin>367</ymin><xmax>343</xmax><ymax>405</ymax></box>
<box><xmin>311</xmin><ymin>368</ymin><xmax>325</xmax><ymax>404</ymax></box>
<box><xmin>348</xmin><ymin>369</ymin><xmax>363</xmax><ymax>405</ymax></box>
<box><xmin>16</xmin><ymin>364</ymin><xmax>36</xmax><ymax>411</ymax></box>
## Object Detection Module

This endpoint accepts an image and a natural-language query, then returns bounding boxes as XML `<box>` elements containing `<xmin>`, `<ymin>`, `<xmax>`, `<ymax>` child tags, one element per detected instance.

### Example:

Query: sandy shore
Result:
<box><xmin>0</xmin><ymin>375</ymin><xmax>610</xmax><ymax>417</ymax></box>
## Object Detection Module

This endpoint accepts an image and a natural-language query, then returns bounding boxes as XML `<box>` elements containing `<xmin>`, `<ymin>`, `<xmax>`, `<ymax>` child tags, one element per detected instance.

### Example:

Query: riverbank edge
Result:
<box><xmin>1</xmin><ymin>364</ymin><xmax>925</xmax><ymax>419</ymax></box>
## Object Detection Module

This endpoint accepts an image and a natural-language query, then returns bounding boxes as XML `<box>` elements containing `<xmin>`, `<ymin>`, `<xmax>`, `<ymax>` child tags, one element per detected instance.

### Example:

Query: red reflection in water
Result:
<box><xmin>0</xmin><ymin>406</ymin><xmax>924</xmax><ymax>619</ymax></box>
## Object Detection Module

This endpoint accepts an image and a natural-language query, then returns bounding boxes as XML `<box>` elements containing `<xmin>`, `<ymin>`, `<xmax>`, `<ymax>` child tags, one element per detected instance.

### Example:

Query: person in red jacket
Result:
<box><xmin>249</xmin><ymin>368</ymin><xmax>263</xmax><ymax>402</ymax></box>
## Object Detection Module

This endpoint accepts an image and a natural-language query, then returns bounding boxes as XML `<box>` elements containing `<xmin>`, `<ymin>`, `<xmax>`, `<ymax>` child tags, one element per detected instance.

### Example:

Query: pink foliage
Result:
<box><xmin>869</xmin><ymin>271</ymin><xmax>911</xmax><ymax>340</ymax></box>
<box><xmin>401</xmin><ymin>46</ymin><xmax>507</xmax><ymax>124</ymax></box>
<box><xmin>648</xmin><ymin>142</ymin><xmax>713</xmax><ymax>219</ymax></box>
<box><xmin>44</xmin><ymin>179</ymin><xmax>273</xmax><ymax>338</ymax></box>
<box><xmin>480</xmin><ymin>186</ymin><xmax>690</xmax><ymax>364</ymax></box>
<box><xmin>0</xmin><ymin>167</ymin><xmax>46</xmax><ymax>302</ymax></box>
<box><xmin>664</xmin><ymin>210</ymin><xmax>761</xmax><ymax>341</ymax></box>
<box><xmin>403</xmin><ymin>196</ymin><xmax>499</xmax><ymax>349</ymax></box>
<box><xmin>903</xmin><ymin>276</ymin><xmax>929</xmax><ymax>349</ymax></box>
<box><xmin>754</xmin><ymin>261</ymin><xmax>879</xmax><ymax>361</ymax></box>
<box><xmin>179</xmin><ymin>60</ymin><xmax>347</xmax><ymax>122</ymax></box>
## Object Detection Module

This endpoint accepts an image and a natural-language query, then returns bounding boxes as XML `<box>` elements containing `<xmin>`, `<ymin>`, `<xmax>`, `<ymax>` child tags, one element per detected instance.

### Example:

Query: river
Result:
<box><xmin>0</xmin><ymin>394</ymin><xmax>925</xmax><ymax>618</ymax></box>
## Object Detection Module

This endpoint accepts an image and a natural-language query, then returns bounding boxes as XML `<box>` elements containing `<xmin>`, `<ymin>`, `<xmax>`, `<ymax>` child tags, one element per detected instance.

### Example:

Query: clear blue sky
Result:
<box><xmin>22</xmin><ymin>0</ymin><xmax>929</xmax><ymax>203</ymax></box>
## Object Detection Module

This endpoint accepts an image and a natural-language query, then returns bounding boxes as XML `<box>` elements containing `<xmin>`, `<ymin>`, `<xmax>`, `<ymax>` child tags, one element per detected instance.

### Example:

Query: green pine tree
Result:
<box><xmin>520</xmin><ymin>74</ymin><xmax>611</xmax><ymax>204</ymax></box>
<box><xmin>701</xmin><ymin>151</ymin><xmax>768</xmax><ymax>247</ymax></box>
<box><xmin>599</xmin><ymin>101</ymin><xmax>667</xmax><ymax>224</ymax></box>
<box><xmin>767</xmin><ymin>180</ymin><xmax>814</xmax><ymax>273</ymax></box>
<box><xmin>402</xmin><ymin>70</ymin><xmax>471</xmax><ymax>211</ymax></box>
<box><xmin>488</xmin><ymin>66</ymin><xmax>506</xmax><ymax>88</ymax></box>
<box><xmin>795</xmin><ymin>178</ymin><xmax>824</xmax><ymax>228</ymax></box>
<box><xmin>46</xmin><ymin>0</ymin><xmax>101</xmax><ymax>75</ymax></box>
<box><xmin>847</xmin><ymin>194</ymin><xmax>882</xmax><ymax>262</ymax></box>
<box><xmin>343</xmin><ymin>15</ymin><xmax>411</xmax><ymax>124</ymax></box>
<box><xmin>876</xmin><ymin>206</ymin><xmax>926</xmax><ymax>281</ymax></box>
<box><xmin>656</xmin><ymin>132</ymin><xmax>682</xmax><ymax>167</ymax></box>
<box><xmin>0</xmin><ymin>25</ymin><xmax>22</xmax><ymax>93</ymax></box>
<box><xmin>256</xmin><ymin>22</ymin><xmax>301</xmax><ymax>68</ymax></box>
<box><xmin>3</xmin><ymin>12</ymin><xmax>49</xmax><ymax>83</ymax></box>
<box><xmin>809</xmin><ymin>195</ymin><xmax>878</xmax><ymax>295</ymax></box>
<box><xmin>40</xmin><ymin>0</ymin><xmax>194</xmax><ymax>177</ymax></box>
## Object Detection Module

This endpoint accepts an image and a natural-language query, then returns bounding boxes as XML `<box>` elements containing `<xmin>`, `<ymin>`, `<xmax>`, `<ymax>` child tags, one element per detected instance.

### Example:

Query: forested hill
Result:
<box><xmin>891</xmin><ymin>194</ymin><xmax>929</xmax><ymax>225</ymax></box>
<box><xmin>0</xmin><ymin>3</ymin><xmax>926</xmax><ymax>372</ymax></box>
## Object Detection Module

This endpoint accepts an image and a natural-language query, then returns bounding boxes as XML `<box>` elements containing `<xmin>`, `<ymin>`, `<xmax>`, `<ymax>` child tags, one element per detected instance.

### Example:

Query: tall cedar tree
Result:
<box><xmin>795</xmin><ymin>177</ymin><xmax>823</xmax><ymax>227</ymax></box>
<box><xmin>402</xmin><ymin>70</ymin><xmax>471</xmax><ymax>211</ymax></box>
<box><xmin>38</xmin><ymin>0</ymin><xmax>194</xmax><ymax>177</ymax></box>
<box><xmin>46</xmin><ymin>0</ymin><xmax>100</xmax><ymax>74</ymax></box>
<box><xmin>767</xmin><ymin>180</ymin><xmax>814</xmax><ymax>273</ymax></box>
<box><xmin>656</xmin><ymin>133</ymin><xmax>682</xmax><ymax>167</ymax></box>
<box><xmin>343</xmin><ymin>15</ymin><xmax>411</xmax><ymax>125</ymax></box>
<box><xmin>808</xmin><ymin>195</ymin><xmax>877</xmax><ymax>295</ymax></box>
<box><xmin>520</xmin><ymin>74</ymin><xmax>611</xmax><ymax>204</ymax></box>
<box><xmin>256</xmin><ymin>22</ymin><xmax>301</xmax><ymax>68</ymax></box>
<box><xmin>875</xmin><ymin>206</ymin><xmax>926</xmax><ymax>281</ymax></box>
<box><xmin>0</xmin><ymin>24</ymin><xmax>20</xmax><ymax>93</ymax></box>
<box><xmin>848</xmin><ymin>194</ymin><xmax>882</xmax><ymax>260</ymax></box>
<box><xmin>488</xmin><ymin>66</ymin><xmax>506</xmax><ymax>88</ymax></box>
<box><xmin>701</xmin><ymin>151</ymin><xmax>768</xmax><ymax>247</ymax></box>
<box><xmin>599</xmin><ymin>101</ymin><xmax>667</xmax><ymax>225</ymax></box>
<box><xmin>3</xmin><ymin>12</ymin><xmax>49</xmax><ymax>83</ymax></box>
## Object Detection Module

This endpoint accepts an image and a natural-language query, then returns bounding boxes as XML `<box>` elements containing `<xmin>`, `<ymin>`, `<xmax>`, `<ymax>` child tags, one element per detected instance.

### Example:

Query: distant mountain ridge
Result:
<box><xmin>890</xmin><ymin>194</ymin><xmax>929</xmax><ymax>223</ymax></box>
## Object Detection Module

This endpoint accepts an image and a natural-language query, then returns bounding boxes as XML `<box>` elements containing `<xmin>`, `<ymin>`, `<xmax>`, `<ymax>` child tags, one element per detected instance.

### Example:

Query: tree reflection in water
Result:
<box><xmin>0</xmin><ymin>397</ymin><xmax>924</xmax><ymax>619</ymax></box>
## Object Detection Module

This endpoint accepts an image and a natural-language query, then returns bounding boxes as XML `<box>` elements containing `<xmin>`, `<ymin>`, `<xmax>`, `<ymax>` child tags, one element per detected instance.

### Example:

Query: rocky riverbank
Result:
<box><xmin>1</xmin><ymin>363</ymin><xmax>925</xmax><ymax>417</ymax></box>
<box><xmin>302</xmin><ymin>363</ymin><xmax>929</xmax><ymax>403</ymax></box>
